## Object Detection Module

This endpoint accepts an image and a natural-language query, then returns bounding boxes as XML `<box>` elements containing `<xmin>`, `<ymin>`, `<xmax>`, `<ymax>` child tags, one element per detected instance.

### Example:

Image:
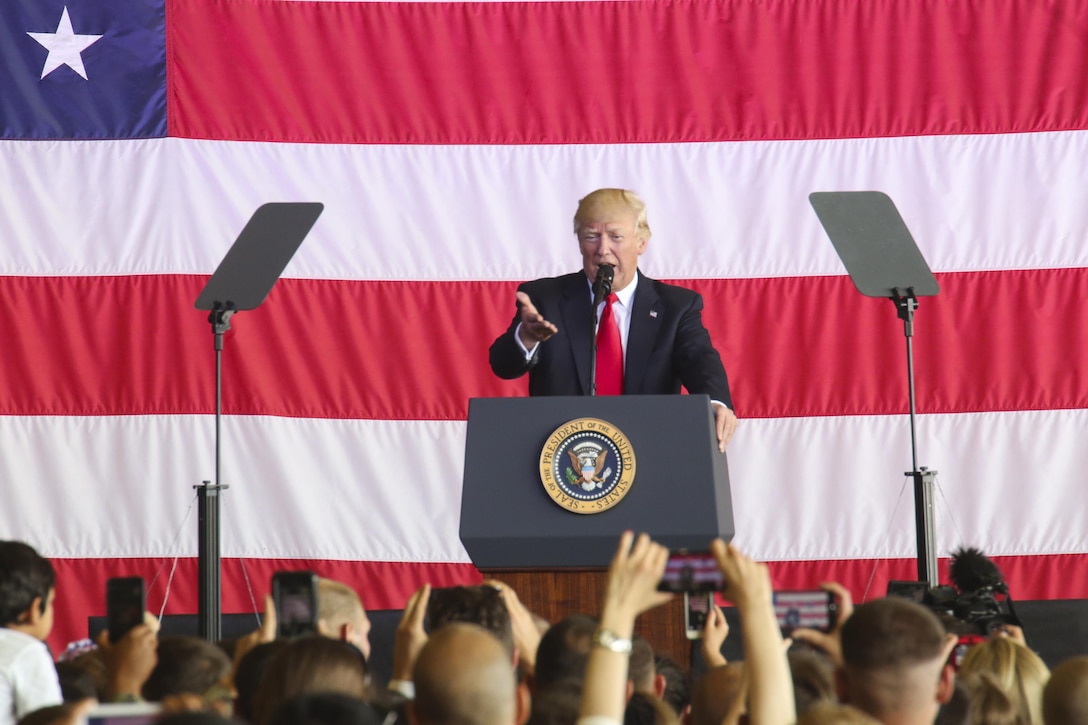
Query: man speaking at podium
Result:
<box><xmin>489</xmin><ymin>188</ymin><xmax>738</xmax><ymax>451</ymax></box>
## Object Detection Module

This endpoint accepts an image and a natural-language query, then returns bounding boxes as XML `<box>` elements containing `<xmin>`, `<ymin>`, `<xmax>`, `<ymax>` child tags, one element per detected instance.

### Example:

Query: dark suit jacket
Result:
<box><xmin>489</xmin><ymin>271</ymin><xmax>732</xmax><ymax>408</ymax></box>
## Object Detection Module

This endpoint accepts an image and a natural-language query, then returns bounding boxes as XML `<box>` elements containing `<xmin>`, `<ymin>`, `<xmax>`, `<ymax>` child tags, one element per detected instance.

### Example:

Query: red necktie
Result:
<box><xmin>595</xmin><ymin>293</ymin><xmax>623</xmax><ymax>395</ymax></box>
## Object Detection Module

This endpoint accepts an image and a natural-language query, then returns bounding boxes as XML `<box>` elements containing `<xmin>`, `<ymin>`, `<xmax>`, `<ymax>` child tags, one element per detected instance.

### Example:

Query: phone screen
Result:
<box><xmin>106</xmin><ymin>577</ymin><xmax>146</xmax><ymax>644</ymax></box>
<box><xmin>684</xmin><ymin>592</ymin><xmax>713</xmax><ymax>639</ymax></box>
<box><xmin>273</xmin><ymin>571</ymin><xmax>318</xmax><ymax>638</ymax></box>
<box><xmin>658</xmin><ymin>551</ymin><xmax>723</xmax><ymax>592</ymax></box>
<box><xmin>772</xmin><ymin>590</ymin><xmax>836</xmax><ymax>634</ymax></box>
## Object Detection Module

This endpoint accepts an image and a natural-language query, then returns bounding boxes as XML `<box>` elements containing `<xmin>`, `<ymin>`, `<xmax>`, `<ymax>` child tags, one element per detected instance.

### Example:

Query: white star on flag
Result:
<box><xmin>27</xmin><ymin>7</ymin><xmax>103</xmax><ymax>80</ymax></box>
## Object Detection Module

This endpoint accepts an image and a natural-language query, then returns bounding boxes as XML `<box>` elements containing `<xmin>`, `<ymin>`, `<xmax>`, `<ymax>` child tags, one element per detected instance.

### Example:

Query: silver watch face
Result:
<box><xmin>594</xmin><ymin>629</ymin><xmax>632</xmax><ymax>653</ymax></box>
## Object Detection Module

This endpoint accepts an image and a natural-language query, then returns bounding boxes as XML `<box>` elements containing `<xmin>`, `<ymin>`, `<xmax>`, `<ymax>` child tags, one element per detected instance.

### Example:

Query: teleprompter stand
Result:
<box><xmin>193</xmin><ymin>202</ymin><xmax>323</xmax><ymax>640</ymax></box>
<box><xmin>809</xmin><ymin>191</ymin><xmax>941</xmax><ymax>588</ymax></box>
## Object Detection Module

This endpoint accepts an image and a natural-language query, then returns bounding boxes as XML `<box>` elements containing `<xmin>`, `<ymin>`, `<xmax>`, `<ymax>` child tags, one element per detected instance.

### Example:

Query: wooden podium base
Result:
<box><xmin>483</xmin><ymin>568</ymin><xmax>691</xmax><ymax>667</ymax></box>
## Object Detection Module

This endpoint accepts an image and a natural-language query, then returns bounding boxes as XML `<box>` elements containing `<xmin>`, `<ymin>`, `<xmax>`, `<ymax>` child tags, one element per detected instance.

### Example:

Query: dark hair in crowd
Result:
<box><xmin>234</xmin><ymin>641</ymin><xmax>290</xmax><ymax>723</ymax></box>
<box><xmin>268</xmin><ymin>692</ymin><xmax>380</xmax><ymax>725</ymax></box>
<box><xmin>425</xmin><ymin>586</ymin><xmax>514</xmax><ymax>659</ymax></box>
<box><xmin>654</xmin><ymin>654</ymin><xmax>690</xmax><ymax>716</ymax></box>
<box><xmin>0</xmin><ymin>541</ymin><xmax>55</xmax><ymax>625</ymax></box>
<box><xmin>534</xmin><ymin>614</ymin><xmax>596</xmax><ymax>690</ymax></box>
<box><xmin>142</xmin><ymin>635</ymin><xmax>233</xmax><ymax>702</ymax></box>
<box><xmin>841</xmin><ymin>598</ymin><xmax>947</xmax><ymax>670</ymax></box>
<box><xmin>254</xmin><ymin>636</ymin><xmax>369</xmax><ymax>725</ymax></box>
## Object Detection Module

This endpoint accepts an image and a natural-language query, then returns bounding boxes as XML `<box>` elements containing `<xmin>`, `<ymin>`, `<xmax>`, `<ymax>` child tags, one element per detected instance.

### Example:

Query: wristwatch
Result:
<box><xmin>592</xmin><ymin>628</ymin><xmax>633</xmax><ymax>654</ymax></box>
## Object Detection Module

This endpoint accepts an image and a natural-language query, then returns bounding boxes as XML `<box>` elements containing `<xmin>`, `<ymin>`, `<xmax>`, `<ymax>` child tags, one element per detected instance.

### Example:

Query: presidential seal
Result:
<box><xmin>539</xmin><ymin>418</ymin><xmax>636</xmax><ymax>514</ymax></box>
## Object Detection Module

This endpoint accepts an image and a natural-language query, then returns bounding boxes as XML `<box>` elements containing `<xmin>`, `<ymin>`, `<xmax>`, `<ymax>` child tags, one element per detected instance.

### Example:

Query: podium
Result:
<box><xmin>461</xmin><ymin>395</ymin><xmax>734</xmax><ymax>663</ymax></box>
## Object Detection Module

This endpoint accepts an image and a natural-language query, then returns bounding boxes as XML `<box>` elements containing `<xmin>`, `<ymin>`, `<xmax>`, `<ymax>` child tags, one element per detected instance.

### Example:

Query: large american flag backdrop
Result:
<box><xmin>2</xmin><ymin>0</ymin><xmax>1087</xmax><ymax>652</ymax></box>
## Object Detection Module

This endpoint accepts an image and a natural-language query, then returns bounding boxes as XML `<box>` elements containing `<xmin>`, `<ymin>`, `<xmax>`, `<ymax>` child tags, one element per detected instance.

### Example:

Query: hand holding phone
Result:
<box><xmin>772</xmin><ymin>590</ymin><xmax>838</xmax><ymax>635</ymax></box>
<box><xmin>107</xmin><ymin>577</ymin><xmax>146</xmax><ymax>644</ymax></box>
<box><xmin>658</xmin><ymin>550</ymin><xmax>724</xmax><ymax>593</ymax></box>
<box><xmin>684</xmin><ymin>591</ymin><xmax>713</xmax><ymax>640</ymax></box>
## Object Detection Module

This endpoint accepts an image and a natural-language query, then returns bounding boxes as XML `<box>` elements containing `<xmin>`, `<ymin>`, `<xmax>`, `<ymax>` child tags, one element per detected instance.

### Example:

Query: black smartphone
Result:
<box><xmin>684</xmin><ymin>591</ymin><xmax>714</xmax><ymax>640</ymax></box>
<box><xmin>106</xmin><ymin>577</ymin><xmax>146</xmax><ymax>644</ymax></box>
<box><xmin>772</xmin><ymin>590</ymin><xmax>837</xmax><ymax>635</ymax></box>
<box><xmin>272</xmin><ymin>570</ymin><xmax>319</xmax><ymax>638</ymax></box>
<box><xmin>658</xmin><ymin>550</ymin><xmax>723</xmax><ymax>592</ymax></box>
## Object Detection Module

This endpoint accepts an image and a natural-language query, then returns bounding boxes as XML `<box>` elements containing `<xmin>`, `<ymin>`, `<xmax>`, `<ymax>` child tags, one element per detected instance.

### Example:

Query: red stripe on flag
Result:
<box><xmin>167</xmin><ymin>0</ymin><xmax>1088</xmax><ymax>145</ymax></box>
<box><xmin>2</xmin><ymin>269</ymin><xmax>1086</xmax><ymax>419</ymax></box>
<box><xmin>49</xmin><ymin>557</ymin><xmax>483</xmax><ymax>654</ymax></box>
<box><xmin>48</xmin><ymin>552</ymin><xmax>1088</xmax><ymax>654</ymax></box>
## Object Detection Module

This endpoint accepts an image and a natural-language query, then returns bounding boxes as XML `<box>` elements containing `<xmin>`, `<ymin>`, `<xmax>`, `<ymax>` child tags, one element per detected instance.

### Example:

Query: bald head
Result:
<box><xmin>411</xmin><ymin>623</ymin><xmax>517</xmax><ymax>725</ymax></box>
<box><xmin>318</xmin><ymin>578</ymin><xmax>371</xmax><ymax>659</ymax></box>
<box><xmin>1044</xmin><ymin>656</ymin><xmax>1088</xmax><ymax>725</ymax></box>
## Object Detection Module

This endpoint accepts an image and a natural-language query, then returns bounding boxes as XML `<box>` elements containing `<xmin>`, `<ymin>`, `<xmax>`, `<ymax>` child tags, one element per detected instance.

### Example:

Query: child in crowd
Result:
<box><xmin>0</xmin><ymin>541</ymin><xmax>62</xmax><ymax>725</ymax></box>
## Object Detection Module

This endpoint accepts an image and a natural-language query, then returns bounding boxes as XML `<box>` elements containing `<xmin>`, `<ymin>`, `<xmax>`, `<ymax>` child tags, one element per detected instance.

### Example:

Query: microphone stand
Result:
<box><xmin>588</xmin><ymin>266</ymin><xmax>613</xmax><ymax>396</ymax></box>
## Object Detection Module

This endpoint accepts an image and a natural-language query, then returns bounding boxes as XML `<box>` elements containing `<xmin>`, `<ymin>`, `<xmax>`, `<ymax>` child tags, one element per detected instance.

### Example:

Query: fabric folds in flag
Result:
<box><xmin>0</xmin><ymin>0</ymin><xmax>1086</xmax><ymax>652</ymax></box>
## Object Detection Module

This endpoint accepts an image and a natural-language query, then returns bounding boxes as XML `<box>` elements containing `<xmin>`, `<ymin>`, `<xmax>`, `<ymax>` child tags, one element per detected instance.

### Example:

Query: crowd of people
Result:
<box><xmin>3</xmin><ymin>535</ymin><xmax>1088</xmax><ymax>725</ymax></box>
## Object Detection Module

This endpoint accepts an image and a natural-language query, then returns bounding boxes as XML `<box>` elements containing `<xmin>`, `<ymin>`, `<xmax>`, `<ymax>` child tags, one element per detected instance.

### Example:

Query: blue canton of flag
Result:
<box><xmin>1</xmin><ymin>0</ymin><xmax>166</xmax><ymax>139</ymax></box>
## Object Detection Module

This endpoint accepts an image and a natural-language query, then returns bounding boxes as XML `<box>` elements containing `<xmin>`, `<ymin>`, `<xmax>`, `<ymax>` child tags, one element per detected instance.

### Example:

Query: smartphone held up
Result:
<box><xmin>272</xmin><ymin>570</ymin><xmax>319</xmax><ymax>638</ymax></box>
<box><xmin>772</xmin><ymin>590</ymin><xmax>837</xmax><ymax>635</ymax></box>
<box><xmin>657</xmin><ymin>550</ymin><xmax>723</xmax><ymax>593</ymax></box>
<box><xmin>106</xmin><ymin>576</ymin><xmax>146</xmax><ymax>644</ymax></box>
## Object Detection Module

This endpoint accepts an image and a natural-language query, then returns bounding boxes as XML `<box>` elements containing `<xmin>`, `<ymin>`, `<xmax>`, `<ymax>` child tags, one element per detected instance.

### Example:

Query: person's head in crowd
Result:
<box><xmin>689</xmin><ymin>663</ymin><xmax>745</xmax><ymax>725</ymax></box>
<box><xmin>318</xmin><ymin>578</ymin><xmax>372</xmax><ymax>660</ymax></box>
<box><xmin>254</xmin><ymin>636</ymin><xmax>369</xmax><ymax>725</ymax></box>
<box><xmin>268</xmin><ymin>692</ymin><xmax>380</xmax><ymax>725</ymax></box>
<box><xmin>60</xmin><ymin>650</ymin><xmax>108</xmax><ymax>701</ymax></box>
<box><xmin>623</xmin><ymin>691</ymin><xmax>679</xmax><ymax>725</ymax></box>
<box><xmin>526</xmin><ymin>679</ymin><xmax>580</xmax><ymax>725</ymax></box>
<box><xmin>838</xmin><ymin>597</ymin><xmax>956</xmax><ymax>725</ymax></box>
<box><xmin>233</xmin><ymin>641</ymin><xmax>289</xmax><ymax>724</ymax></box>
<box><xmin>572</xmin><ymin>188</ymin><xmax>651</xmax><ymax>295</ymax></box>
<box><xmin>629</xmin><ymin>635</ymin><xmax>663</xmax><ymax>698</ymax></box>
<box><xmin>957</xmin><ymin>671</ymin><xmax>1024</xmax><ymax>725</ymax></box>
<box><xmin>16</xmin><ymin>704</ymin><xmax>82</xmax><ymax>725</ymax></box>
<box><xmin>142</xmin><ymin>635</ymin><xmax>233</xmax><ymax>706</ymax></box>
<box><xmin>1043</xmin><ymin>656</ymin><xmax>1088</xmax><ymax>725</ymax></box>
<box><xmin>796</xmin><ymin>702</ymin><xmax>882</xmax><ymax>724</ymax></box>
<box><xmin>409</xmin><ymin>623</ymin><xmax>529</xmax><ymax>725</ymax></box>
<box><xmin>426</xmin><ymin>586</ymin><xmax>515</xmax><ymax>662</ymax></box>
<box><xmin>958</xmin><ymin>636</ymin><xmax>1048</xmax><ymax>725</ymax></box>
<box><xmin>156</xmin><ymin>713</ymin><xmax>235</xmax><ymax>725</ymax></box>
<box><xmin>933</xmin><ymin>678</ymin><xmax>971</xmax><ymax>725</ymax></box>
<box><xmin>789</xmin><ymin>648</ymin><xmax>836</xmax><ymax>714</ymax></box>
<box><xmin>53</xmin><ymin>661</ymin><xmax>97</xmax><ymax>703</ymax></box>
<box><xmin>0</xmin><ymin>541</ymin><xmax>56</xmax><ymax>641</ymax></box>
<box><xmin>533</xmin><ymin>615</ymin><xmax>596</xmax><ymax>691</ymax></box>
<box><xmin>652</xmin><ymin>655</ymin><xmax>689</xmax><ymax>717</ymax></box>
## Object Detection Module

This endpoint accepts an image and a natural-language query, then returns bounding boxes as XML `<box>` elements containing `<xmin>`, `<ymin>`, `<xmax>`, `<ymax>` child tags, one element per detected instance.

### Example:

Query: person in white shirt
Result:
<box><xmin>0</xmin><ymin>541</ymin><xmax>62</xmax><ymax>725</ymax></box>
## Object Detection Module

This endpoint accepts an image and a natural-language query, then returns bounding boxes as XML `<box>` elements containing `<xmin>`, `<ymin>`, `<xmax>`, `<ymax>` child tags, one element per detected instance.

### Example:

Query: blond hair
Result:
<box><xmin>573</xmin><ymin>188</ymin><xmax>651</xmax><ymax>240</ymax></box>
<box><xmin>959</xmin><ymin>637</ymin><xmax>1050</xmax><ymax>725</ymax></box>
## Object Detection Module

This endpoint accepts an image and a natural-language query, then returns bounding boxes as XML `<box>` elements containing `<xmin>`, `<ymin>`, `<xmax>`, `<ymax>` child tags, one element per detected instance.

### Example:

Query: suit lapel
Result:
<box><xmin>558</xmin><ymin>273</ymin><xmax>594</xmax><ymax>395</ymax></box>
<box><xmin>624</xmin><ymin>274</ymin><xmax>661</xmax><ymax>394</ymax></box>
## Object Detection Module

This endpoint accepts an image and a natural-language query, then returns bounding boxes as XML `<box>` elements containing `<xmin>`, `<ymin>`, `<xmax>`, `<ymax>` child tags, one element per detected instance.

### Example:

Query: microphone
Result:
<box><xmin>949</xmin><ymin>546</ymin><xmax>1007</xmax><ymax>594</ymax></box>
<box><xmin>592</xmin><ymin>264</ymin><xmax>615</xmax><ymax>308</ymax></box>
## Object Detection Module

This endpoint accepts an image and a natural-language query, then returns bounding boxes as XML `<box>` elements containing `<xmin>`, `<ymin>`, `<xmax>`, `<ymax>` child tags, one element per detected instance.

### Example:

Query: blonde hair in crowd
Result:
<box><xmin>959</xmin><ymin>636</ymin><xmax>1050</xmax><ymax>725</ymax></box>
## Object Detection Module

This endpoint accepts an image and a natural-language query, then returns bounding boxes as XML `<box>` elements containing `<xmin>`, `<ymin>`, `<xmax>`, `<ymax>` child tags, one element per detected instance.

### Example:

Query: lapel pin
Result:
<box><xmin>649</xmin><ymin>310</ymin><xmax>658</xmax><ymax>318</ymax></box>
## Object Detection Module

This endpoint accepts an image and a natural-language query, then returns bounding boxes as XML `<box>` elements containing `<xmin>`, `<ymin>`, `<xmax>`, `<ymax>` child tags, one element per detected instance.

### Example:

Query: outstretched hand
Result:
<box><xmin>391</xmin><ymin>584</ymin><xmax>431</xmax><ymax>682</ymax></box>
<box><xmin>600</xmin><ymin>531</ymin><xmax>672</xmax><ymax>629</ymax></box>
<box><xmin>516</xmin><ymin>291</ymin><xmax>558</xmax><ymax>349</ymax></box>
